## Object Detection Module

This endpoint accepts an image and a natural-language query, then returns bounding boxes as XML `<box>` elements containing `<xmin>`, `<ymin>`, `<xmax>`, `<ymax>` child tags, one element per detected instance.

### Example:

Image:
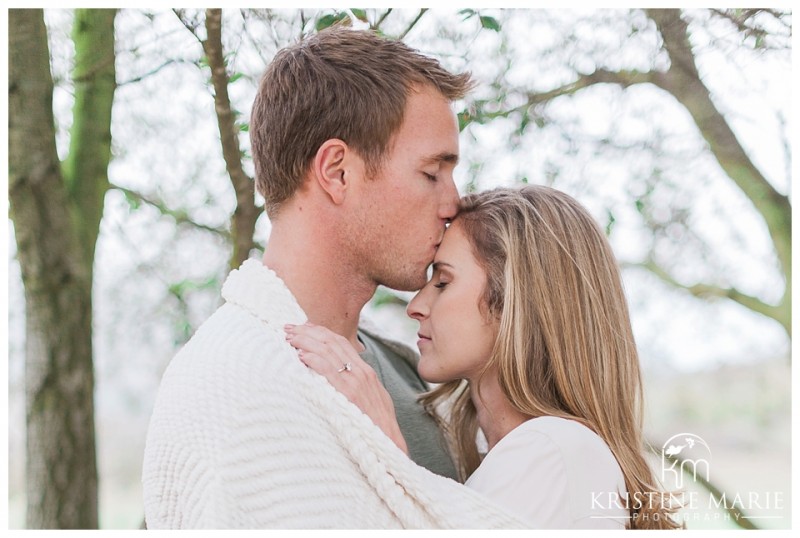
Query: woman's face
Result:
<box><xmin>407</xmin><ymin>221</ymin><xmax>499</xmax><ymax>384</ymax></box>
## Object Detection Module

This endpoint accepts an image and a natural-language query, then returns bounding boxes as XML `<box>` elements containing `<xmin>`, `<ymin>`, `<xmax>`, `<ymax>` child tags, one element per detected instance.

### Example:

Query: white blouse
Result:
<box><xmin>465</xmin><ymin>416</ymin><xmax>629</xmax><ymax>529</ymax></box>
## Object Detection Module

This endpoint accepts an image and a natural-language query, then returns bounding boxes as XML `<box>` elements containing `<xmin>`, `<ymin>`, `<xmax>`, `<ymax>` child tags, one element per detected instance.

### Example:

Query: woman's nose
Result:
<box><xmin>406</xmin><ymin>288</ymin><xmax>429</xmax><ymax>321</ymax></box>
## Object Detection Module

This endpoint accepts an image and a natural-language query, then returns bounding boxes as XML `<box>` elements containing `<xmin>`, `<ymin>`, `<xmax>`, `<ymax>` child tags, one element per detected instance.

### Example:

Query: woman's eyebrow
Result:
<box><xmin>431</xmin><ymin>261</ymin><xmax>454</xmax><ymax>272</ymax></box>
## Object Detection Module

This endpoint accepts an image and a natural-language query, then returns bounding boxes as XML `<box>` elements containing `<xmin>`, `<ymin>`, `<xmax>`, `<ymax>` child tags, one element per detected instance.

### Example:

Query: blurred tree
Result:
<box><xmin>460</xmin><ymin>8</ymin><xmax>791</xmax><ymax>337</ymax></box>
<box><xmin>9</xmin><ymin>8</ymin><xmax>116</xmax><ymax>529</ymax></box>
<box><xmin>641</xmin><ymin>9</ymin><xmax>790</xmax><ymax>336</ymax></box>
<box><xmin>179</xmin><ymin>8</ymin><xmax>261</xmax><ymax>270</ymax></box>
<box><xmin>6</xmin><ymin>8</ymin><xmax>789</xmax><ymax>530</ymax></box>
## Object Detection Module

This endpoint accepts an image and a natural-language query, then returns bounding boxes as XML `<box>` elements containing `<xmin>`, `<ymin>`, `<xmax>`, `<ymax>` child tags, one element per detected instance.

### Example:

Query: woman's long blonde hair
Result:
<box><xmin>421</xmin><ymin>185</ymin><xmax>680</xmax><ymax>529</ymax></box>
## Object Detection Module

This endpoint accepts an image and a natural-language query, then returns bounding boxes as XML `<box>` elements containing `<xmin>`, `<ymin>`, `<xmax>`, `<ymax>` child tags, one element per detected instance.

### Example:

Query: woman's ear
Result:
<box><xmin>312</xmin><ymin>139</ymin><xmax>349</xmax><ymax>205</ymax></box>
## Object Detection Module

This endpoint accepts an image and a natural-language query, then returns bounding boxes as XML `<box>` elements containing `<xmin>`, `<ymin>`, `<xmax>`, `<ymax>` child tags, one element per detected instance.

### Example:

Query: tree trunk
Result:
<box><xmin>9</xmin><ymin>8</ymin><xmax>116</xmax><ymax>528</ymax></box>
<box><xmin>202</xmin><ymin>8</ymin><xmax>260</xmax><ymax>270</ymax></box>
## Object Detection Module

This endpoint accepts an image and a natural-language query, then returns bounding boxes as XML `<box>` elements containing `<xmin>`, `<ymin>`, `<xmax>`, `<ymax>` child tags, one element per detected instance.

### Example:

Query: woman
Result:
<box><xmin>285</xmin><ymin>185</ymin><xmax>680</xmax><ymax>529</ymax></box>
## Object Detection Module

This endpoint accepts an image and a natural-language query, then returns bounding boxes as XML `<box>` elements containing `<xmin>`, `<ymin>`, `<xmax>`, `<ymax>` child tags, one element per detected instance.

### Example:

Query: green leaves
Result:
<box><xmin>350</xmin><ymin>9</ymin><xmax>368</xmax><ymax>22</ymax></box>
<box><xmin>122</xmin><ymin>189</ymin><xmax>142</xmax><ymax>210</ymax></box>
<box><xmin>458</xmin><ymin>9</ymin><xmax>501</xmax><ymax>32</ymax></box>
<box><xmin>168</xmin><ymin>276</ymin><xmax>221</xmax><ymax>301</ymax></box>
<box><xmin>479</xmin><ymin>15</ymin><xmax>501</xmax><ymax>32</ymax></box>
<box><xmin>315</xmin><ymin>12</ymin><xmax>350</xmax><ymax>32</ymax></box>
<box><xmin>457</xmin><ymin>110</ymin><xmax>472</xmax><ymax>132</ymax></box>
<box><xmin>605</xmin><ymin>209</ymin><xmax>616</xmax><ymax>236</ymax></box>
<box><xmin>314</xmin><ymin>9</ymin><xmax>371</xmax><ymax>31</ymax></box>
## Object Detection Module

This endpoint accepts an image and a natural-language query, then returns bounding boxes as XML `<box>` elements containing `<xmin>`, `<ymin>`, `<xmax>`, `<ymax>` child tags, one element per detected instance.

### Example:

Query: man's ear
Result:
<box><xmin>312</xmin><ymin>139</ymin><xmax>350</xmax><ymax>205</ymax></box>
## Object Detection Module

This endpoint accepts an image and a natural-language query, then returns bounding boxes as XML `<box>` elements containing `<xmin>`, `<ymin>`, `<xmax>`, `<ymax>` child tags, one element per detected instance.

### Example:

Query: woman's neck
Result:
<box><xmin>469</xmin><ymin>373</ymin><xmax>530</xmax><ymax>452</ymax></box>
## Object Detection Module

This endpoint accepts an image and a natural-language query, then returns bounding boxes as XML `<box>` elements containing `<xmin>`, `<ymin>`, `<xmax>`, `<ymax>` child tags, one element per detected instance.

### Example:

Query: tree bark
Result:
<box><xmin>202</xmin><ymin>8</ymin><xmax>260</xmax><ymax>270</ymax></box>
<box><xmin>63</xmin><ymin>9</ymin><xmax>118</xmax><ymax>267</ymax></box>
<box><xmin>645</xmin><ymin>8</ymin><xmax>791</xmax><ymax>335</ymax></box>
<box><xmin>9</xmin><ymin>8</ymin><xmax>116</xmax><ymax>528</ymax></box>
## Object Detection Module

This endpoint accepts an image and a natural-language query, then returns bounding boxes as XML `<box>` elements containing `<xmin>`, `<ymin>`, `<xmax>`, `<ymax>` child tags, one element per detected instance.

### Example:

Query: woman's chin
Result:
<box><xmin>418</xmin><ymin>363</ymin><xmax>449</xmax><ymax>385</ymax></box>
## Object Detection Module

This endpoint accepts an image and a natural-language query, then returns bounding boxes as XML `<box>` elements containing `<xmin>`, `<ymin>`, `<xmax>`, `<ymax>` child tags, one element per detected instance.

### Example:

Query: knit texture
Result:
<box><xmin>142</xmin><ymin>260</ymin><xmax>525</xmax><ymax>529</ymax></box>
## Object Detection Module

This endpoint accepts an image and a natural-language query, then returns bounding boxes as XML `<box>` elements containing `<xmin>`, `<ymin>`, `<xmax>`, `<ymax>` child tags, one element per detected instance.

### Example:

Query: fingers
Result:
<box><xmin>283</xmin><ymin>324</ymin><xmax>406</xmax><ymax>452</ymax></box>
<box><xmin>294</xmin><ymin>349</ymin><xmax>352</xmax><ymax>393</ymax></box>
<box><xmin>284</xmin><ymin>323</ymin><xmax>366</xmax><ymax>375</ymax></box>
<box><xmin>284</xmin><ymin>323</ymin><xmax>379</xmax><ymax>399</ymax></box>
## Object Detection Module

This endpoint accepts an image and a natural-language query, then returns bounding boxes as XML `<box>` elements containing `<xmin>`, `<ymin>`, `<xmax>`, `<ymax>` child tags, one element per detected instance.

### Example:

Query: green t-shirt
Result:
<box><xmin>357</xmin><ymin>329</ymin><xmax>458</xmax><ymax>481</ymax></box>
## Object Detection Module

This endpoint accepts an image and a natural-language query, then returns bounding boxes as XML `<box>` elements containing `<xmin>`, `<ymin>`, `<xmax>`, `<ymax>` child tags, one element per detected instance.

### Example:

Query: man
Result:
<box><xmin>142</xmin><ymin>28</ymin><xmax>521</xmax><ymax>529</ymax></box>
<box><xmin>249</xmin><ymin>27</ymin><xmax>469</xmax><ymax>479</ymax></box>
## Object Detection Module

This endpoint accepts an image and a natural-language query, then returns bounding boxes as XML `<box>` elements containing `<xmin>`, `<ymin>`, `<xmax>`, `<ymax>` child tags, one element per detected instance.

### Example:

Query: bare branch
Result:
<box><xmin>645</xmin><ymin>9</ymin><xmax>791</xmax><ymax>284</ymax></box>
<box><xmin>525</xmin><ymin>68</ymin><xmax>656</xmax><ymax>106</ymax></box>
<box><xmin>709</xmin><ymin>8</ymin><xmax>791</xmax><ymax>50</ymax></box>
<box><xmin>173</xmin><ymin>8</ymin><xmax>204</xmax><ymax>44</ymax></box>
<box><xmin>638</xmin><ymin>258</ymin><xmax>781</xmax><ymax>322</ymax></box>
<box><xmin>461</xmin><ymin>68</ymin><xmax>657</xmax><ymax>127</ymax></box>
<box><xmin>112</xmin><ymin>184</ymin><xmax>230</xmax><ymax>239</ymax></box>
<box><xmin>118</xmin><ymin>58</ymin><xmax>194</xmax><ymax>86</ymax></box>
<box><xmin>398</xmin><ymin>9</ymin><xmax>428</xmax><ymax>40</ymax></box>
<box><xmin>372</xmin><ymin>9</ymin><xmax>392</xmax><ymax>31</ymax></box>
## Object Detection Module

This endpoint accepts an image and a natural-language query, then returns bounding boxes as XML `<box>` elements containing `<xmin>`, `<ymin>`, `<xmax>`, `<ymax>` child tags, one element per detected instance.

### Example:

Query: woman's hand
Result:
<box><xmin>284</xmin><ymin>323</ymin><xmax>408</xmax><ymax>455</ymax></box>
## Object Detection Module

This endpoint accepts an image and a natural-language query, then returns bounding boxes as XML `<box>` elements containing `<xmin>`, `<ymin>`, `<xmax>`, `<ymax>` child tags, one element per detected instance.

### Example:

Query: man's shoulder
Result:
<box><xmin>155</xmin><ymin>301</ymin><xmax>293</xmax><ymax>406</ymax></box>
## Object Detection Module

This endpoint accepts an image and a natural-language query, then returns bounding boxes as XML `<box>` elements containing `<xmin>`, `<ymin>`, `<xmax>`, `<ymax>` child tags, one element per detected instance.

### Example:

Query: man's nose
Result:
<box><xmin>439</xmin><ymin>178</ymin><xmax>459</xmax><ymax>221</ymax></box>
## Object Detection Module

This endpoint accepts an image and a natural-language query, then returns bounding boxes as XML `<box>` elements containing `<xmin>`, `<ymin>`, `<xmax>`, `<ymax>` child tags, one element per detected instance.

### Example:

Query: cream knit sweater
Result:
<box><xmin>142</xmin><ymin>260</ymin><xmax>524</xmax><ymax>529</ymax></box>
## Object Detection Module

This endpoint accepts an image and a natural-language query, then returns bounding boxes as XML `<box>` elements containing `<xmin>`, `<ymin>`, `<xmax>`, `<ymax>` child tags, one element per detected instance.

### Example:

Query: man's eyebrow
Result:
<box><xmin>422</xmin><ymin>152</ymin><xmax>459</xmax><ymax>166</ymax></box>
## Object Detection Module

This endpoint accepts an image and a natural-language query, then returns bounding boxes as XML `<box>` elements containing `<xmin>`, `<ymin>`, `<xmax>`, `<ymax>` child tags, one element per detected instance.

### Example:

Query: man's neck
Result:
<box><xmin>262</xmin><ymin>212</ymin><xmax>374</xmax><ymax>350</ymax></box>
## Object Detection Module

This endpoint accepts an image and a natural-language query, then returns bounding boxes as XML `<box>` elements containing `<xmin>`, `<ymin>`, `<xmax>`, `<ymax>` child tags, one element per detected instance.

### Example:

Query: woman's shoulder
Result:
<box><xmin>469</xmin><ymin>416</ymin><xmax>627</xmax><ymax>528</ymax></box>
<box><xmin>511</xmin><ymin>416</ymin><xmax>623</xmax><ymax>479</ymax></box>
<box><xmin>513</xmin><ymin>416</ymin><xmax>609</xmax><ymax>452</ymax></box>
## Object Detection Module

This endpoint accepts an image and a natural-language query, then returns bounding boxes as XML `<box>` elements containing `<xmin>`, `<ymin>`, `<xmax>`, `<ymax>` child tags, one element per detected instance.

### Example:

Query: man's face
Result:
<box><xmin>349</xmin><ymin>85</ymin><xmax>461</xmax><ymax>291</ymax></box>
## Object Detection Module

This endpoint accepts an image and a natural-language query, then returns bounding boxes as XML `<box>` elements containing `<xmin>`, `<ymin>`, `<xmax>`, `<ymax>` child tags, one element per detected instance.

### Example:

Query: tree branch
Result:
<box><xmin>372</xmin><ymin>8</ymin><xmax>392</xmax><ymax>31</ymax></box>
<box><xmin>525</xmin><ymin>68</ymin><xmax>657</xmax><ymax>107</ymax></box>
<box><xmin>118</xmin><ymin>58</ymin><xmax>194</xmax><ymax>86</ymax></box>
<box><xmin>708</xmin><ymin>8</ymin><xmax>790</xmax><ymax>50</ymax></box>
<box><xmin>637</xmin><ymin>258</ymin><xmax>783</xmax><ymax>326</ymax></box>
<box><xmin>461</xmin><ymin>69</ymin><xmax>657</xmax><ymax>127</ymax></box>
<box><xmin>645</xmin><ymin>9</ymin><xmax>791</xmax><ymax>287</ymax></box>
<box><xmin>113</xmin><ymin>184</ymin><xmax>230</xmax><ymax>239</ymax></box>
<box><xmin>397</xmin><ymin>9</ymin><xmax>428</xmax><ymax>40</ymax></box>
<box><xmin>172</xmin><ymin>9</ymin><xmax>204</xmax><ymax>44</ymax></box>
<box><xmin>203</xmin><ymin>9</ymin><xmax>260</xmax><ymax>269</ymax></box>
